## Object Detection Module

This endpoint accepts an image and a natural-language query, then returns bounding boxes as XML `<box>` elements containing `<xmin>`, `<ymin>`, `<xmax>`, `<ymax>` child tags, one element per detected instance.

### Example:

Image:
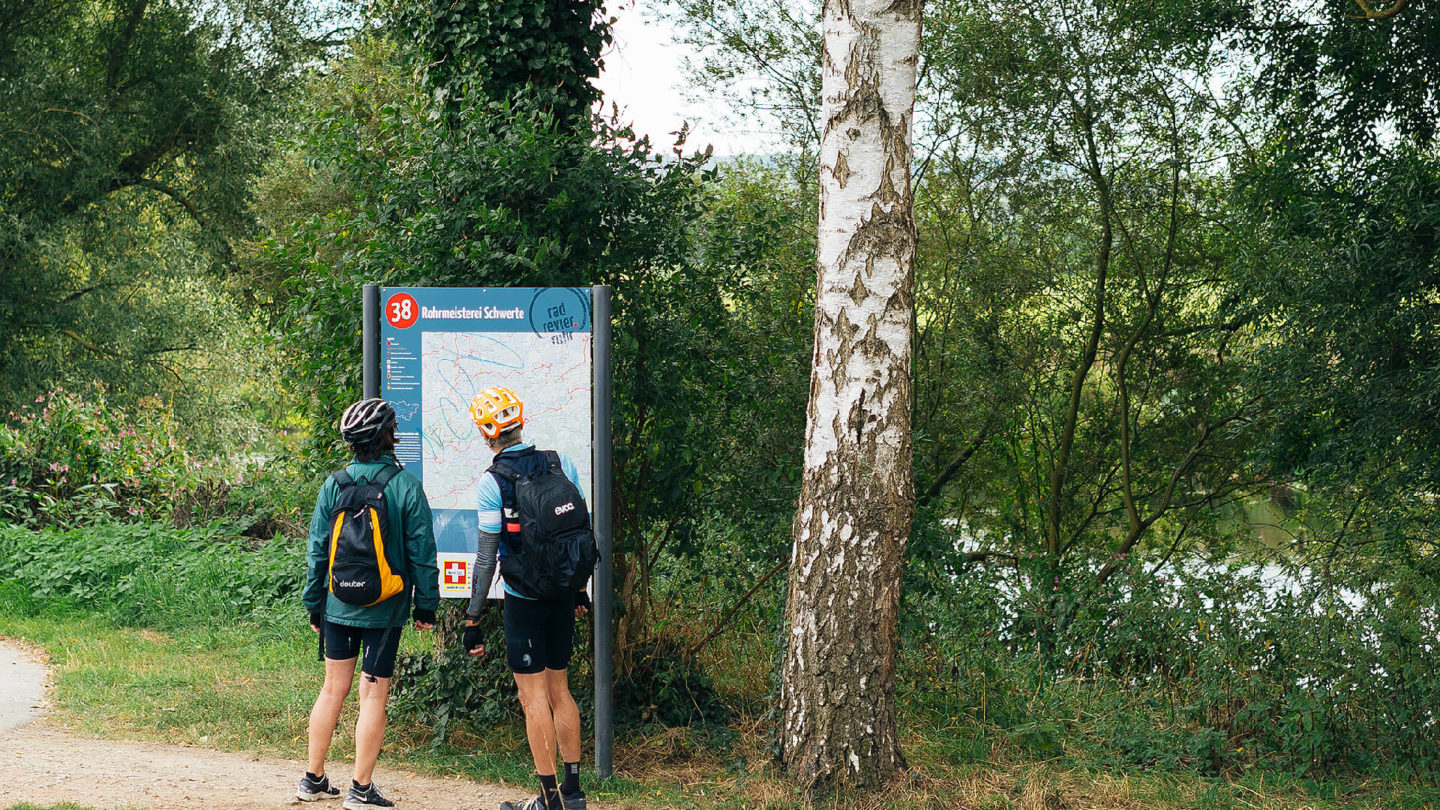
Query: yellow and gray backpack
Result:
<box><xmin>326</xmin><ymin>466</ymin><xmax>405</xmax><ymax>606</ymax></box>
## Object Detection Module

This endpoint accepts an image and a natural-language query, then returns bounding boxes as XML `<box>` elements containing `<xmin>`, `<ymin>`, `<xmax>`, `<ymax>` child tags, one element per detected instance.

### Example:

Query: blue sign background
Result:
<box><xmin>381</xmin><ymin>287</ymin><xmax>593</xmax><ymax>561</ymax></box>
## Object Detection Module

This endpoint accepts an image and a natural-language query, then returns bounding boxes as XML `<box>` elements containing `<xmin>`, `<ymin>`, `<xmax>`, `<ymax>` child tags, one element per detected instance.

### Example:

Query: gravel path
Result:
<box><xmin>0</xmin><ymin>639</ymin><xmax>519</xmax><ymax>810</ymax></box>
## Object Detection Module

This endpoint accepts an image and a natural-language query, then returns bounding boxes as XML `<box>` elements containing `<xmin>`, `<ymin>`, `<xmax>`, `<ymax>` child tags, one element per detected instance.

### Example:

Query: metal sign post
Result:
<box><xmin>591</xmin><ymin>285</ymin><xmax>614</xmax><ymax>778</ymax></box>
<box><xmin>363</xmin><ymin>284</ymin><xmax>381</xmax><ymax>398</ymax></box>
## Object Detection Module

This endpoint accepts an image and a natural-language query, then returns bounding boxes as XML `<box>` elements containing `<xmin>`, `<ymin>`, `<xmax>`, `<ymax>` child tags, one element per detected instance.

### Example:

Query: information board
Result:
<box><xmin>380</xmin><ymin>287</ymin><xmax>593</xmax><ymax>599</ymax></box>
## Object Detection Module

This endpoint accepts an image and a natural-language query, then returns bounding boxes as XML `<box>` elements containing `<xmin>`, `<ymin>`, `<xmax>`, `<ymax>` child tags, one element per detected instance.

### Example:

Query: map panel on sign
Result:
<box><xmin>420</xmin><ymin>331</ymin><xmax>594</xmax><ymax>511</ymax></box>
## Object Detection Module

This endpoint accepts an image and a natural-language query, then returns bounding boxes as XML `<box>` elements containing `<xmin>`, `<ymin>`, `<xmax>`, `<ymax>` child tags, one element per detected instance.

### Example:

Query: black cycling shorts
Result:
<box><xmin>323</xmin><ymin>622</ymin><xmax>402</xmax><ymax>679</ymax></box>
<box><xmin>503</xmin><ymin>595</ymin><xmax>575</xmax><ymax>674</ymax></box>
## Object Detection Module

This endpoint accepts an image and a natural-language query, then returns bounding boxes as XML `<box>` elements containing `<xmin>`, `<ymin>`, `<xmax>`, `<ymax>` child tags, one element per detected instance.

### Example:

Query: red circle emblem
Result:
<box><xmin>386</xmin><ymin>293</ymin><xmax>418</xmax><ymax>329</ymax></box>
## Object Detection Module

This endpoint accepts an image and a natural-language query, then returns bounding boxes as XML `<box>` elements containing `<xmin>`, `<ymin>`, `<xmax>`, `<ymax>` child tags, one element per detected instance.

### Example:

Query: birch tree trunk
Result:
<box><xmin>778</xmin><ymin>0</ymin><xmax>921</xmax><ymax>793</ymax></box>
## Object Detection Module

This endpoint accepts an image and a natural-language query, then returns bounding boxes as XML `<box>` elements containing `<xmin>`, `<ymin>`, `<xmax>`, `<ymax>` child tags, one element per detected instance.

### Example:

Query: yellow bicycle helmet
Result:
<box><xmin>469</xmin><ymin>386</ymin><xmax>524</xmax><ymax>439</ymax></box>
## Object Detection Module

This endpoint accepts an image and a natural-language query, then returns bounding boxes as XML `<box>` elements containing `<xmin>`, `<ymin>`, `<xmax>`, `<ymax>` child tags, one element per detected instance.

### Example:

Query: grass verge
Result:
<box><xmin>3</xmin><ymin>603</ymin><xmax>1438</xmax><ymax>809</ymax></box>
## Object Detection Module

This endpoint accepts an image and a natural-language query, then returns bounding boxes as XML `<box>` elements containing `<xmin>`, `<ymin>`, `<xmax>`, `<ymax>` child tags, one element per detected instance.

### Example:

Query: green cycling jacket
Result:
<box><xmin>303</xmin><ymin>456</ymin><xmax>440</xmax><ymax>628</ymax></box>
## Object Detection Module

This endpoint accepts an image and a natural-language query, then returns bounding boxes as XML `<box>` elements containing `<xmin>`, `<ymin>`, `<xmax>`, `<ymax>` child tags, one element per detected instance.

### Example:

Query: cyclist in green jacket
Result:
<box><xmin>298</xmin><ymin>398</ymin><xmax>440</xmax><ymax>809</ymax></box>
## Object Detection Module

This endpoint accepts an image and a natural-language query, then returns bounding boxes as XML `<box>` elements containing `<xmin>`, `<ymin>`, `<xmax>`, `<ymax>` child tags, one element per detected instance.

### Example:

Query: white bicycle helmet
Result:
<box><xmin>339</xmin><ymin>398</ymin><xmax>396</xmax><ymax>445</ymax></box>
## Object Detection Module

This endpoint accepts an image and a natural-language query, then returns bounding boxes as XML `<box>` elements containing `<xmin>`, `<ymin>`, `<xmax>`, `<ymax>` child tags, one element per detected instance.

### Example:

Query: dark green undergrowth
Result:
<box><xmin>899</xmin><ymin>555</ymin><xmax>1440</xmax><ymax>785</ymax></box>
<box><xmin>0</xmin><ymin>521</ymin><xmax>302</xmax><ymax>628</ymax></box>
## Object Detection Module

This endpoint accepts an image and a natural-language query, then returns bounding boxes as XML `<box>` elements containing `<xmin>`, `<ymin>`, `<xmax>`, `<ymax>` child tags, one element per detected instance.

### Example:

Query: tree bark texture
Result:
<box><xmin>779</xmin><ymin>0</ymin><xmax>921</xmax><ymax>793</ymax></box>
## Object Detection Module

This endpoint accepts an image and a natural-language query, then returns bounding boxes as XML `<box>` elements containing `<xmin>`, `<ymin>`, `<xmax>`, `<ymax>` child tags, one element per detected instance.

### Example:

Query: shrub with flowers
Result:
<box><xmin>0</xmin><ymin>386</ymin><xmax>206</xmax><ymax>527</ymax></box>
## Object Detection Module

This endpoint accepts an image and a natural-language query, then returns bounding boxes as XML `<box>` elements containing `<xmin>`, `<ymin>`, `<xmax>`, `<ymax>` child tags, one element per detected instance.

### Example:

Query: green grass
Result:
<box><xmin>0</xmin><ymin>519</ymin><xmax>1437</xmax><ymax>810</ymax></box>
<box><xmin>4</xmin><ymin>600</ymin><xmax>1438</xmax><ymax>809</ymax></box>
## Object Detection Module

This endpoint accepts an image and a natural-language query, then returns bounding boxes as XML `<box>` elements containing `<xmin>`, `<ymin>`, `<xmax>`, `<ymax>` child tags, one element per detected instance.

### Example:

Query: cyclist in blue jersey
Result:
<box><xmin>462</xmin><ymin>386</ymin><xmax>589</xmax><ymax>810</ymax></box>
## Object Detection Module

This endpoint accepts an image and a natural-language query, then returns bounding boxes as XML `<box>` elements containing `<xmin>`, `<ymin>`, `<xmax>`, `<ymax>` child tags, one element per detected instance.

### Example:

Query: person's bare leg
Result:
<box><xmin>307</xmin><ymin>657</ymin><xmax>357</xmax><ymax>777</ymax></box>
<box><xmin>514</xmin><ymin>671</ymin><xmax>558</xmax><ymax>776</ymax></box>
<box><xmin>353</xmin><ymin>673</ymin><xmax>392</xmax><ymax>785</ymax></box>
<box><xmin>544</xmin><ymin>668</ymin><xmax>581</xmax><ymax>765</ymax></box>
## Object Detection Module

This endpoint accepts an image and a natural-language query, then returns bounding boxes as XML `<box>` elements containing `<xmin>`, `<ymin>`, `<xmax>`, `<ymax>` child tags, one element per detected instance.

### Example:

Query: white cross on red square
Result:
<box><xmin>443</xmin><ymin>560</ymin><xmax>467</xmax><ymax>584</ymax></box>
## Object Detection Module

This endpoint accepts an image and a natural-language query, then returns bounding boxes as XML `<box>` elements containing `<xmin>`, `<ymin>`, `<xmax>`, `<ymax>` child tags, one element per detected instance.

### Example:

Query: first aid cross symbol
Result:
<box><xmin>444</xmin><ymin>561</ymin><xmax>467</xmax><ymax>584</ymax></box>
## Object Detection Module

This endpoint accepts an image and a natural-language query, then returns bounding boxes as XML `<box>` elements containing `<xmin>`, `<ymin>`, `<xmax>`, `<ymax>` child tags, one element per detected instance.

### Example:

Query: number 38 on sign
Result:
<box><xmin>386</xmin><ymin>293</ymin><xmax>418</xmax><ymax>329</ymax></box>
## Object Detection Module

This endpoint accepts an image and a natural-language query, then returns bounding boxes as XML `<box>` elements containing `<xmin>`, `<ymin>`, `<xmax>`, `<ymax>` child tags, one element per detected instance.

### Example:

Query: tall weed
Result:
<box><xmin>0</xmin><ymin>387</ymin><xmax>203</xmax><ymax>526</ymax></box>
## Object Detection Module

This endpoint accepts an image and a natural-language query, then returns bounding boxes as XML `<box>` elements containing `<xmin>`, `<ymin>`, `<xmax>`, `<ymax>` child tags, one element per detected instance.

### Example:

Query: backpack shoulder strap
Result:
<box><xmin>541</xmin><ymin>450</ymin><xmax>562</xmax><ymax>473</ymax></box>
<box><xmin>488</xmin><ymin>458</ymin><xmax>522</xmax><ymax>483</ymax></box>
<box><xmin>370</xmin><ymin>465</ymin><xmax>400</xmax><ymax>490</ymax></box>
<box><xmin>332</xmin><ymin>470</ymin><xmax>354</xmax><ymax>489</ymax></box>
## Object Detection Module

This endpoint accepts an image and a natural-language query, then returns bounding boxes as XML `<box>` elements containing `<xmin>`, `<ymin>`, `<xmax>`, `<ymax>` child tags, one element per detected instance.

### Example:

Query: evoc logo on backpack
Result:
<box><xmin>489</xmin><ymin>450</ymin><xmax>597</xmax><ymax>600</ymax></box>
<box><xmin>326</xmin><ymin>466</ymin><xmax>406</xmax><ymax>606</ymax></box>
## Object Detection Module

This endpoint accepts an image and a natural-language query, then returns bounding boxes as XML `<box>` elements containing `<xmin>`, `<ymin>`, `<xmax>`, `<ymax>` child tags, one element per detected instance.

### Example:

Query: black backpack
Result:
<box><xmin>490</xmin><ymin>450</ymin><xmax>598</xmax><ymax>600</ymax></box>
<box><xmin>326</xmin><ymin>466</ymin><xmax>406</xmax><ymax>607</ymax></box>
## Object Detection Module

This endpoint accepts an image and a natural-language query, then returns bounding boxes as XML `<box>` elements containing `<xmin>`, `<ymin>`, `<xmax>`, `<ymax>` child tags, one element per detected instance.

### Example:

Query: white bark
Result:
<box><xmin>779</xmin><ymin>0</ymin><xmax>921</xmax><ymax>793</ymax></box>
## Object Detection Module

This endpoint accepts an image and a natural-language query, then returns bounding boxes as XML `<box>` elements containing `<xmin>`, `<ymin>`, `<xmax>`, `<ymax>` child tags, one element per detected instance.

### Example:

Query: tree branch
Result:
<box><xmin>686</xmin><ymin>557</ymin><xmax>788</xmax><ymax>659</ymax></box>
<box><xmin>132</xmin><ymin>178</ymin><xmax>236</xmax><ymax>268</ymax></box>
<box><xmin>107</xmin><ymin>0</ymin><xmax>151</xmax><ymax>94</ymax></box>
<box><xmin>1350</xmin><ymin>0</ymin><xmax>1411</xmax><ymax>19</ymax></box>
<box><xmin>919</xmin><ymin>422</ymin><xmax>991</xmax><ymax>507</ymax></box>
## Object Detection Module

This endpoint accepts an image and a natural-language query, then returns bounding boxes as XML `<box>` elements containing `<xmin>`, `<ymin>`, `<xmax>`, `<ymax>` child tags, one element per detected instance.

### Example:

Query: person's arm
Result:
<box><xmin>466</xmin><ymin>472</ymin><xmax>504</xmax><ymax>620</ymax></box>
<box><xmin>403</xmin><ymin>477</ymin><xmax>441</xmax><ymax>616</ymax></box>
<box><xmin>560</xmin><ymin>453</ymin><xmax>584</xmax><ymax>499</ymax></box>
<box><xmin>466</xmin><ymin>529</ymin><xmax>500</xmax><ymax>620</ymax></box>
<box><xmin>302</xmin><ymin>477</ymin><xmax>335</xmax><ymax>619</ymax></box>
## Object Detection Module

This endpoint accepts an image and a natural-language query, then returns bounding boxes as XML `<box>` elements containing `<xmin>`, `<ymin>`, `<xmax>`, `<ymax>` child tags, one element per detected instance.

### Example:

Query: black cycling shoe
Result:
<box><xmin>297</xmin><ymin>773</ymin><xmax>342</xmax><ymax>801</ymax></box>
<box><xmin>342</xmin><ymin>781</ymin><xmax>395</xmax><ymax>809</ymax></box>
<box><xmin>560</xmin><ymin>788</ymin><xmax>586</xmax><ymax>810</ymax></box>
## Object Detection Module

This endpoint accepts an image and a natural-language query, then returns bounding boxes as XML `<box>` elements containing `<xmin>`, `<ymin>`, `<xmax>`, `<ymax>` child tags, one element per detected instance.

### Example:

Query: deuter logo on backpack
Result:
<box><xmin>490</xmin><ymin>450</ymin><xmax>598</xmax><ymax>600</ymax></box>
<box><xmin>327</xmin><ymin>466</ymin><xmax>406</xmax><ymax>606</ymax></box>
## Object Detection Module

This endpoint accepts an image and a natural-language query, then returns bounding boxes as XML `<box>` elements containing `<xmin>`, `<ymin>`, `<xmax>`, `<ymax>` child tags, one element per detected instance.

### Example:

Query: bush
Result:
<box><xmin>901</xmin><ymin>558</ymin><xmax>1440</xmax><ymax>780</ymax></box>
<box><xmin>0</xmin><ymin>387</ymin><xmax>204</xmax><ymax>527</ymax></box>
<box><xmin>0</xmin><ymin>521</ymin><xmax>304</xmax><ymax>628</ymax></box>
<box><xmin>389</xmin><ymin>602</ymin><xmax>517</xmax><ymax>745</ymax></box>
<box><xmin>172</xmin><ymin>456</ymin><xmax>317</xmax><ymax>541</ymax></box>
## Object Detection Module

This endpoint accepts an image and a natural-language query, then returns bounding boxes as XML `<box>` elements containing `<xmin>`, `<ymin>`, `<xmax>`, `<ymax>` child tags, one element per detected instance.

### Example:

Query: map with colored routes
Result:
<box><xmin>419</xmin><ymin>330</ymin><xmax>594</xmax><ymax>512</ymax></box>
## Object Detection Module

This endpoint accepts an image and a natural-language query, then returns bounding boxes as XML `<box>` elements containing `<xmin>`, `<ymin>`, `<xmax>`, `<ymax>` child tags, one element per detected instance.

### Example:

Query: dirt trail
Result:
<box><xmin>0</xmin><ymin>640</ymin><xmax>519</xmax><ymax>810</ymax></box>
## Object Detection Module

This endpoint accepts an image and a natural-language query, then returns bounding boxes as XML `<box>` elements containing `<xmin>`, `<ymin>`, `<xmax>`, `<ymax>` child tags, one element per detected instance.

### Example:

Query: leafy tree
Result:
<box><xmin>403</xmin><ymin>0</ymin><xmax>610</xmax><ymax>127</ymax></box>
<box><xmin>0</xmin><ymin>0</ymin><xmax>325</xmax><ymax>443</ymax></box>
<box><xmin>665</xmin><ymin>0</ymin><xmax>822</xmax><ymax>152</ymax></box>
<box><xmin>1252</xmin><ymin>0</ymin><xmax>1440</xmax><ymax>151</ymax></box>
<box><xmin>1223</xmin><ymin>0</ymin><xmax>1440</xmax><ymax>573</ymax></box>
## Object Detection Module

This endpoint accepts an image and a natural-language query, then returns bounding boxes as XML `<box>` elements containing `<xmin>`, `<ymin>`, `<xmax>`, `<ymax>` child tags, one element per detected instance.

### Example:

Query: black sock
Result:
<box><xmin>306</xmin><ymin>772</ymin><xmax>323</xmax><ymax>782</ymax></box>
<box><xmin>353</xmin><ymin>781</ymin><xmax>371</xmax><ymax>791</ymax></box>
<box><xmin>538</xmin><ymin>773</ymin><xmax>561</xmax><ymax>809</ymax></box>
<box><xmin>561</xmin><ymin>762</ymin><xmax>580</xmax><ymax>795</ymax></box>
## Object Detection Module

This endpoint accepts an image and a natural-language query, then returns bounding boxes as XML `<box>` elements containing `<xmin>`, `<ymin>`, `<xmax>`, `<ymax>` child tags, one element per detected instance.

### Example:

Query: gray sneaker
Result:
<box><xmin>297</xmin><ymin>773</ymin><xmax>341</xmax><ymax>802</ymax></box>
<box><xmin>499</xmin><ymin>796</ymin><xmax>551</xmax><ymax>810</ymax></box>
<box><xmin>343</xmin><ymin>782</ymin><xmax>395</xmax><ymax>809</ymax></box>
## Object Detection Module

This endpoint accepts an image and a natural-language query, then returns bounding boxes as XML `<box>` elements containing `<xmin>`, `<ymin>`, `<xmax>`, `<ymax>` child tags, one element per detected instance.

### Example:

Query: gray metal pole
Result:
<box><xmin>363</xmin><ymin>284</ymin><xmax>381</xmax><ymax>399</ymax></box>
<box><xmin>591</xmin><ymin>285</ymin><xmax>614</xmax><ymax>779</ymax></box>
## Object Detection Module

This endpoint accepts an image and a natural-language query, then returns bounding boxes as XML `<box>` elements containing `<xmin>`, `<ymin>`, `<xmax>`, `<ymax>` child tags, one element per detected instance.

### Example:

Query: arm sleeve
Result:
<box><xmin>466</xmin><ymin>529</ymin><xmax>501</xmax><ymax>618</ymax></box>
<box><xmin>302</xmin><ymin>479</ymin><xmax>334</xmax><ymax>613</ymax></box>
<box><xmin>405</xmin><ymin>481</ymin><xmax>441</xmax><ymax>611</ymax></box>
